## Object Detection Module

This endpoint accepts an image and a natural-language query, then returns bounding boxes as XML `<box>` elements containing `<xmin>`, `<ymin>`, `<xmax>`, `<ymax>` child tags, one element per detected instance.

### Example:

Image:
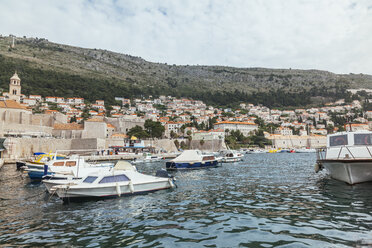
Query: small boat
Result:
<box><xmin>16</xmin><ymin>152</ymin><xmax>66</xmax><ymax>170</ymax></box>
<box><xmin>315</xmin><ymin>131</ymin><xmax>372</xmax><ymax>184</ymax></box>
<box><xmin>50</xmin><ymin>161</ymin><xmax>175</xmax><ymax>202</ymax></box>
<box><xmin>166</xmin><ymin>150</ymin><xmax>219</xmax><ymax>170</ymax></box>
<box><xmin>43</xmin><ymin>161</ymin><xmax>136</xmax><ymax>193</ymax></box>
<box><xmin>132</xmin><ymin>153</ymin><xmax>163</xmax><ymax>164</ymax></box>
<box><xmin>295</xmin><ymin>148</ymin><xmax>316</xmax><ymax>153</ymax></box>
<box><xmin>220</xmin><ymin>150</ymin><xmax>244</xmax><ymax>163</ymax></box>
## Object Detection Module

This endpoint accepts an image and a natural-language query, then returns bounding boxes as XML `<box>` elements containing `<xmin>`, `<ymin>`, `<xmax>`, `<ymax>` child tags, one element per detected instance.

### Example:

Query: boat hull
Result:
<box><xmin>320</xmin><ymin>159</ymin><xmax>372</xmax><ymax>184</ymax></box>
<box><xmin>166</xmin><ymin>160</ymin><xmax>218</xmax><ymax>170</ymax></box>
<box><xmin>55</xmin><ymin>180</ymin><xmax>172</xmax><ymax>202</ymax></box>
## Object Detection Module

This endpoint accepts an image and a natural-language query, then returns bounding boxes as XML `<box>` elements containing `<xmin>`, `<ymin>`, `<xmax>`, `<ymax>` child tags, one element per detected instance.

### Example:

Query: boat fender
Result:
<box><xmin>129</xmin><ymin>181</ymin><xmax>134</xmax><ymax>193</ymax></box>
<box><xmin>168</xmin><ymin>178</ymin><xmax>176</xmax><ymax>188</ymax></box>
<box><xmin>116</xmin><ymin>183</ymin><xmax>121</xmax><ymax>197</ymax></box>
<box><xmin>43</xmin><ymin>164</ymin><xmax>48</xmax><ymax>176</ymax></box>
<box><xmin>314</xmin><ymin>162</ymin><xmax>322</xmax><ymax>173</ymax></box>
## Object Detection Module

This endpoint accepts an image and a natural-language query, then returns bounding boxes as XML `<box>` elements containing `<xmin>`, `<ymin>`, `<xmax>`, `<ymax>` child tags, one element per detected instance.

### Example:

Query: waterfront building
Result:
<box><xmin>192</xmin><ymin>128</ymin><xmax>225</xmax><ymax>141</ymax></box>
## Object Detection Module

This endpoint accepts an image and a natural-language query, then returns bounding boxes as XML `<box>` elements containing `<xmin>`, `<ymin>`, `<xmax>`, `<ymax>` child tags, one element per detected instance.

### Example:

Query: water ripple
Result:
<box><xmin>0</xmin><ymin>153</ymin><xmax>372</xmax><ymax>247</ymax></box>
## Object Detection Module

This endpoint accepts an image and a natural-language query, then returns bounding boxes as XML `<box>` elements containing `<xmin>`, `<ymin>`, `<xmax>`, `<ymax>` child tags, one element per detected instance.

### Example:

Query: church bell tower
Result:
<box><xmin>9</xmin><ymin>71</ymin><xmax>21</xmax><ymax>102</ymax></box>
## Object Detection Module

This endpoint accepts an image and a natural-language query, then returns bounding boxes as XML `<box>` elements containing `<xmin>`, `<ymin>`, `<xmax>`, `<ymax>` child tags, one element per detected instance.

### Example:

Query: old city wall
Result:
<box><xmin>3</xmin><ymin>137</ymin><xmax>72</xmax><ymax>159</ymax></box>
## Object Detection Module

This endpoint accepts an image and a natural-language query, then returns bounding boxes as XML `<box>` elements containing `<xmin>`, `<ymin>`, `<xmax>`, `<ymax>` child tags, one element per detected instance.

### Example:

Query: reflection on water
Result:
<box><xmin>1</xmin><ymin>153</ymin><xmax>372</xmax><ymax>247</ymax></box>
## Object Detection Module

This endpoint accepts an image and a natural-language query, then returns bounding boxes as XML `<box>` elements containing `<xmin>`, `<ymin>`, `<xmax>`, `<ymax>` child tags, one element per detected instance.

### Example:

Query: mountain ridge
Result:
<box><xmin>0</xmin><ymin>35</ymin><xmax>371</xmax><ymax>107</ymax></box>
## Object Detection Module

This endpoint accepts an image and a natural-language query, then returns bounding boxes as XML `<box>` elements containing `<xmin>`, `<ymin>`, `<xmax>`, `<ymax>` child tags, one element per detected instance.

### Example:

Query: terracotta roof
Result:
<box><xmin>215</xmin><ymin>121</ymin><xmax>257</xmax><ymax>125</ymax></box>
<box><xmin>53</xmin><ymin>123</ymin><xmax>84</xmax><ymax>130</ymax></box>
<box><xmin>111</xmin><ymin>133</ymin><xmax>128</xmax><ymax>138</ymax></box>
<box><xmin>86</xmin><ymin>118</ymin><xmax>103</xmax><ymax>122</ymax></box>
<box><xmin>0</xmin><ymin>100</ymin><xmax>27</xmax><ymax>109</ymax></box>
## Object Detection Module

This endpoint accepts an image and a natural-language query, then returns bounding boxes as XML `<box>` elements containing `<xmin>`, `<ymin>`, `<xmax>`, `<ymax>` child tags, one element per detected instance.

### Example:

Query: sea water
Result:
<box><xmin>0</xmin><ymin>153</ymin><xmax>371</xmax><ymax>247</ymax></box>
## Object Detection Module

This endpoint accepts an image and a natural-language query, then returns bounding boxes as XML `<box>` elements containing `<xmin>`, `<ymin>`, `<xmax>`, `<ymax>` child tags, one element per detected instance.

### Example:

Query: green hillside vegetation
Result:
<box><xmin>0</xmin><ymin>35</ymin><xmax>371</xmax><ymax>107</ymax></box>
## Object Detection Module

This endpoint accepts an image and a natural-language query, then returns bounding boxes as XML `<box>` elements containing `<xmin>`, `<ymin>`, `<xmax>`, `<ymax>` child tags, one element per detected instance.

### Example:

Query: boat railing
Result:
<box><xmin>316</xmin><ymin>145</ymin><xmax>372</xmax><ymax>160</ymax></box>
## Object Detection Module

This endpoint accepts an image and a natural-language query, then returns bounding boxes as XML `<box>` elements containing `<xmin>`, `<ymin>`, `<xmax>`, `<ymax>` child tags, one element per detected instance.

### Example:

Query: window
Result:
<box><xmin>330</xmin><ymin>135</ymin><xmax>348</xmax><ymax>146</ymax></box>
<box><xmin>53</xmin><ymin>161</ymin><xmax>65</xmax><ymax>166</ymax></box>
<box><xmin>354</xmin><ymin>133</ymin><xmax>372</xmax><ymax>145</ymax></box>
<box><xmin>83</xmin><ymin>176</ymin><xmax>98</xmax><ymax>183</ymax></box>
<box><xmin>99</xmin><ymin>175</ymin><xmax>130</xmax><ymax>184</ymax></box>
<box><xmin>66</xmin><ymin>161</ymin><xmax>76</xmax><ymax>167</ymax></box>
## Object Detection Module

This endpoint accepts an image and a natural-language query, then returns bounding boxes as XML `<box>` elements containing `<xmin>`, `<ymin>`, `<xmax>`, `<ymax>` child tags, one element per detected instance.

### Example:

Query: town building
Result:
<box><xmin>214</xmin><ymin>121</ymin><xmax>258</xmax><ymax>136</ymax></box>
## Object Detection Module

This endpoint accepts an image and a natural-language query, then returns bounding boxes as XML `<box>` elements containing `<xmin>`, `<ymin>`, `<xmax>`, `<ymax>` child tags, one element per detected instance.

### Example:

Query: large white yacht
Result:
<box><xmin>316</xmin><ymin>131</ymin><xmax>372</xmax><ymax>184</ymax></box>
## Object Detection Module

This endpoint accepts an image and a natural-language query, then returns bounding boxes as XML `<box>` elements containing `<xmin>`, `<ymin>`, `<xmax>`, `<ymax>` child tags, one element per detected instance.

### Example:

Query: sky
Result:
<box><xmin>0</xmin><ymin>0</ymin><xmax>372</xmax><ymax>74</ymax></box>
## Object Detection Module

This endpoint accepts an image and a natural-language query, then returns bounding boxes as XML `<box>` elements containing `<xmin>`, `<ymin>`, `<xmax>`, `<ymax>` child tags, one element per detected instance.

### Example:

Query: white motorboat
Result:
<box><xmin>43</xmin><ymin>161</ymin><xmax>135</xmax><ymax>193</ymax></box>
<box><xmin>50</xmin><ymin>161</ymin><xmax>175</xmax><ymax>202</ymax></box>
<box><xmin>166</xmin><ymin>150</ymin><xmax>219</xmax><ymax>170</ymax></box>
<box><xmin>220</xmin><ymin>150</ymin><xmax>244</xmax><ymax>163</ymax></box>
<box><xmin>132</xmin><ymin>153</ymin><xmax>163</xmax><ymax>164</ymax></box>
<box><xmin>295</xmin><ymin>148</ymin><xmax>316</xmax><ymax>153</ymax></box>
<box><xmin>316</xmin><ymin>131</ymin><xmax>372</xmax><ymax>184</ymax></box>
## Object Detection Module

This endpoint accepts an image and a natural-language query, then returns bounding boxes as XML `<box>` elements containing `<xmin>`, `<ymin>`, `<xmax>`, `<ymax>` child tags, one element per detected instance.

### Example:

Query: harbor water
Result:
<box><xmin>1</xmin><ymin>153</ymin><xmax>372</xmax><ymax>247</ymax></box>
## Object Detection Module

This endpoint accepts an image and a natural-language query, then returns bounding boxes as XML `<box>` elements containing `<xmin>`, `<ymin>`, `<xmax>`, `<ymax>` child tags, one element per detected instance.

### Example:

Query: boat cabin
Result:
<box><xmin>327</xmin><ymin>131</ymin><xmax>372</xmax><ymax>147</ymax></box>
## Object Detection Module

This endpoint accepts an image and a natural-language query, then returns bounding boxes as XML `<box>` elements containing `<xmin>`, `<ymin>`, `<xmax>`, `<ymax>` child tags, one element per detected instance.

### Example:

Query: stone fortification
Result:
<box><xmin>268</xmin><ymin>135</ymin><xmax>326</xmax><ymax>149</ymax></box>
<box><xmin>189</xmin><ymin>139</ymin><xmax>226</xmax><ymax>152</ymax></box>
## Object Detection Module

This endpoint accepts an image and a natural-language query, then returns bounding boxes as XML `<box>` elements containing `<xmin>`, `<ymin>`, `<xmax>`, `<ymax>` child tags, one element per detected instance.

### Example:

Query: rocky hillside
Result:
<box><xmin>0</xmin><ymin>35</ymin><xmax>371</xmax><ymax>107</ymax></box>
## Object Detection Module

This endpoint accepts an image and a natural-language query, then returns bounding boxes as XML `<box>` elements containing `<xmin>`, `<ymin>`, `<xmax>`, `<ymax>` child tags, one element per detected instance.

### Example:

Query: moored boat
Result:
<box><xmin>132</xmin><ymin>153</ymin><xmax>163</xmax><ymax>164</ymax></box>
<box><xmin>316</xmin><ymin>131</ymin><xmax>372</xmax><ymax>184</ymax></box>
<box><xmin>51</xmin><ymin>161</ymin><xmax>175</xmax><ymax>202</ymax></box>
<box><xmin>220</xmin><ymin>150</ymin><xmax>244</xmax><ymax>163</ymax></box>
<box><xmin>166</xmin><ymin>150</ymin><xmax>219</xmax><ymax>170</ymax></box>
<box><xmin>16</xmin><ymin>152</ymin><xmax>66</xmax><ymax>170</ymax></box>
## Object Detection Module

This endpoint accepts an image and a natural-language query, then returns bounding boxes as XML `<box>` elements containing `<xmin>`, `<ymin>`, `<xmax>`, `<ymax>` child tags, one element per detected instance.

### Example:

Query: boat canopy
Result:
<box><xmin>171</xmin><ymin>150</ymin><xmax>202</xmax><ymax>163</ymax></box>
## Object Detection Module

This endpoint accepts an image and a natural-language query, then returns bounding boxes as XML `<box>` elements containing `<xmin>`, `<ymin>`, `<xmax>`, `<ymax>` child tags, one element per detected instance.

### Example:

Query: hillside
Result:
<box><xmin>0</xmin><ymin>35</ymin><xmax>371</xmax><ymax>107</ymax></box>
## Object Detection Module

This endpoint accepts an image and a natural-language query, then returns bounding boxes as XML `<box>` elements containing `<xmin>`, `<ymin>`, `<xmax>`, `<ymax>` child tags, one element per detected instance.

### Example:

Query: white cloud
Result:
<box><xmin>0</xmin><ymin>0</ymin><xmax>371</xmax><ymax>74</ymax></box>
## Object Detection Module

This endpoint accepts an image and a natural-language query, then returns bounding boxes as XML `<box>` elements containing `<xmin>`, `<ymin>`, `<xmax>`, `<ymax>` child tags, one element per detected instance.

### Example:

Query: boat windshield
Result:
<box><xmin>83</xmin><ymin>176</ymin><xmax>98</xmax><ymax>183</ymax></box>
<box><xmin>354</xmin><ymin>133</ymin><xmax>372</xmax><ymax>145</ymax></box>
<box><xmin>329</xmin><ymin>134</ymin><xmax>348</xmax><ymax>146</ymax></box>
<box><xmin>99</xmin><ymin>175</ymin><xmax>130</xmax><ymax>184</ymax></box>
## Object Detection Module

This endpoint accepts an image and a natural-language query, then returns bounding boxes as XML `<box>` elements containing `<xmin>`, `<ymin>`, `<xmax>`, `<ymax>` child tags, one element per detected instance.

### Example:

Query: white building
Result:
<box><xmin>192</xmin><ymin>128</ymin><xmax>225</xmax><ymax>141</ymax></box>
<box><xmin>214</xmin><ymin>121</ymin><xmax>258</xmax><ymax>136</ymax></box>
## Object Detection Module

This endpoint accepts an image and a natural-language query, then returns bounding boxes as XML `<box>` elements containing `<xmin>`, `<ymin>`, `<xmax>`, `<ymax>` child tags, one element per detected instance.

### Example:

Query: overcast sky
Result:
<box><xmin>0</xmin><ymin>0</ymin><xmax>371</xmax><ymax>74</ymax></box>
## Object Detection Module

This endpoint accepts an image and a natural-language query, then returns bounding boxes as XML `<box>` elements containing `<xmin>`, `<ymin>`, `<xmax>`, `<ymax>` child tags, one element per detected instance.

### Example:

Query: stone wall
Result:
<box><xmin>3</xmin><ymin>137</ymin><xmax>72</xmax><ymax>159</ymax></box>
<box><xmin>82</xmin><ymin>122</ymin><xmax>107</xmax><ymax>139</ymax></box>
<box><xmin>71</xmin><ymin>138</ymin><xmax>106</xmax><ymax>151</ymax></box>
<box><xmin>106</xmin><ymin>117</ymin><xmax>145</xmax><ymax>134</ymax></box>
<box><xmin>189</xmin><ymin>139</ymin><xmax>226</xmax><ymax>151</ymax></box>
<box><xmin>268</xmin><ymin>135</ymin><xmax>326</xmax><ymax>149</ymax></box>
<box><xmin>144</xmin><ymin>139</ymin><xmax>178</xmax><ymax>153</ymax></box>
<box><xmin>0</xmin><ymin>122</ymin><xmax>53</xmax><ymax>135</ymax></box>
